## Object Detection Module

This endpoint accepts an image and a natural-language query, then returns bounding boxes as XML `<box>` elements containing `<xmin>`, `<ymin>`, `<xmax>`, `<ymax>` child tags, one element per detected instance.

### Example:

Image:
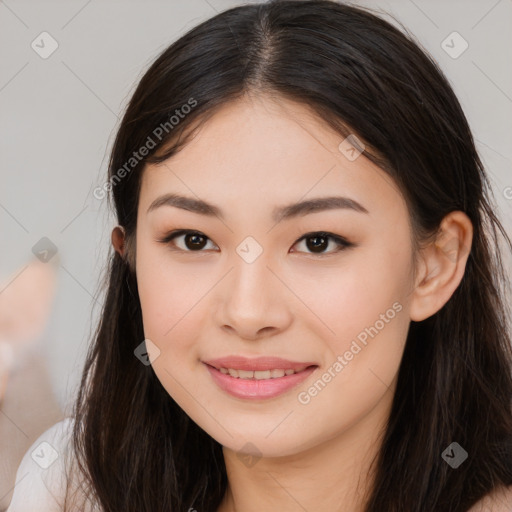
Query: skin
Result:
<box><xmin>112</xmin><ymin>92</ymin><xmax>474</xmax><ymax>511</ymax></box>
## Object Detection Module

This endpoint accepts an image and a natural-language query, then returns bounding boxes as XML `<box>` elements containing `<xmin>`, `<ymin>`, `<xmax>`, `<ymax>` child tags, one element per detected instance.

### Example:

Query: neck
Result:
<box><xmin>217</xmin><ymin>380</ymin><xmax>395</xmax><ymax>512</ymax></box>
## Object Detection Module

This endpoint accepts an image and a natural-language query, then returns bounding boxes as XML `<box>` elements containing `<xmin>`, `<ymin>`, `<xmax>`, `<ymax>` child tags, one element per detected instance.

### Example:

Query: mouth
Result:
<box><xmin>204</xmin><ymin>364</ymin><xmax>316</xmax><ymax>380</ymax></box>
<box><xmin>203</xmin><ymin>355</ymin><xmax>318</xmax><ymax>372</ymax></box>
<box><xmin>202</xmin><ymin>356</ymin><xmax>319</xmax><ymax>399</ymax></box>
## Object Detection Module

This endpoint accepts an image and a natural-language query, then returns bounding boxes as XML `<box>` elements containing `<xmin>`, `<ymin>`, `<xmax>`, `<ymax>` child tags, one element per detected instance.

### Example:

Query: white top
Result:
<box><xmin>6</xmin><ymin>417</ymin><xmax>97</xmax><ymax>512</ymax></box>
<box><xmin>7</xmin><ymin>419</ymin><xmax>511</xmax><ymax>511</ymax></box>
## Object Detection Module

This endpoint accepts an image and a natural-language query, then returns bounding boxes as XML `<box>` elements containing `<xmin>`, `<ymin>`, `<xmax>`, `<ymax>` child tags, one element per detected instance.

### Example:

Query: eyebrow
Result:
<box><xmin>146</xmin><ymin>193</ymin><xmax>369</xmax><ymax>222</ymax></box>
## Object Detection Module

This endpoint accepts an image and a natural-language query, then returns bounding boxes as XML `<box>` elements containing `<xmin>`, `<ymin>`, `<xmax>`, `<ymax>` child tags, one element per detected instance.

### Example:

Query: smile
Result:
<box><xmin>203</xmin><ymin>363</ymin><xmax>318</xmax><ymax>399</ymax></box>
<box><xmin>216</xmin><ymin>367</ymin><xmax>310</xmax><ymax>379</ymax></box>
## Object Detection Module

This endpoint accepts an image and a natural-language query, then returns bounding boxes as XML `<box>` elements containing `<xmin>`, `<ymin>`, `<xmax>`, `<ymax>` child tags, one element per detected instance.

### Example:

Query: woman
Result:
<box><xmin>7</xmin><ymin>1</ymin><xmax>512</xmax><ymax>510</ymax></box>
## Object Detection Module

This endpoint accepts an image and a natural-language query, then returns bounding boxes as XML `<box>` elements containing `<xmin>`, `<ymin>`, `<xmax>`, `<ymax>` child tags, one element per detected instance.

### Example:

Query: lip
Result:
<box><xmin>203</xmin><ymin>356</ymin><xmax>318</xmax><ymax>372</ymax></box>
<box><xmin>203</xmin><ymin>359</ymin><xmax>318</xmax><ymax>400</ymax></box>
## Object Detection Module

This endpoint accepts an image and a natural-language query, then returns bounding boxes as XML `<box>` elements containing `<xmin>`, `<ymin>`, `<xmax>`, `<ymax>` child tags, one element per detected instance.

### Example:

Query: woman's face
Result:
<box><xmin>135</xmin><ymin>94</ymin><xmax>416</xmax><ymax>457</ymax></box>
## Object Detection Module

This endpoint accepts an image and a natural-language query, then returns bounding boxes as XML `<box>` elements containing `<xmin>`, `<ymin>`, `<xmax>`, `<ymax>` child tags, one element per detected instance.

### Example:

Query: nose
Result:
<box><xmin>214</xmin><ymin>257</ymin><xmax>293</xmax><ymax>341</ymax></box>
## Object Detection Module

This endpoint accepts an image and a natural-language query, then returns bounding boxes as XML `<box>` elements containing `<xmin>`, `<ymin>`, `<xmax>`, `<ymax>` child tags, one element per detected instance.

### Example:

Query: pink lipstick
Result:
<box><xmin>203</xmin><ymin>356</ymin><xmax>318</xmax><ymax>400</ymax></box>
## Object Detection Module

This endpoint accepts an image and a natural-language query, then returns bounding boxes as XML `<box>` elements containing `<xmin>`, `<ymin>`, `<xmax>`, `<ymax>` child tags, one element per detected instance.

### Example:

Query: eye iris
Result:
<box><xmin>185</xmin><ymin>233</ymin><xmax>207</xmax><ymax>250</ymax></box>
<box><xmin>306</xmin><ymin>235</ymin><xmax>328</xmax><ymax>253</ymax></box>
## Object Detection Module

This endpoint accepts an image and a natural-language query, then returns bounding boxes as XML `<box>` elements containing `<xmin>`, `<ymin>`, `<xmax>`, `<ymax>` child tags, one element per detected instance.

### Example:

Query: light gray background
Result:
<box><xmin>1</xmin><ymin>0</ymin><xmax>511</xmax><ymax>412</ymax></box>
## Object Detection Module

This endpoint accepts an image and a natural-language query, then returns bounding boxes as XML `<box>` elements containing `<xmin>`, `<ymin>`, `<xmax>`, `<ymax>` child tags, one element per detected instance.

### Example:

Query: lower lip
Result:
<box><xmin>204</xmin><ymin>363</ymin><xmax>318</xmax><ymax>400</ymax></box>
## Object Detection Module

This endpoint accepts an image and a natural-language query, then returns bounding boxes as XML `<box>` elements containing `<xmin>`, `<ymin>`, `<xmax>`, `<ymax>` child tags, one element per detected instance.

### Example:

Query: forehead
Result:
<box><xmin>138</xmin><ymin>95</ymin><xmax>404</xmax><ymax>221</ymax></box>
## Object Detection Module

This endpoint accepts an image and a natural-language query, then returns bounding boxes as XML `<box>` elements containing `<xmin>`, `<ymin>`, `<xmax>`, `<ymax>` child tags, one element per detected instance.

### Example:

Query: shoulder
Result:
<box><xmin>468</xmin><ymin>485</ymin><xmax>512</xmax><ymax>512</ymax></box>
<box><xmin>6</xmin><ymin>417</ymin><xmax>75</xmax><ymax>512</ymax></box>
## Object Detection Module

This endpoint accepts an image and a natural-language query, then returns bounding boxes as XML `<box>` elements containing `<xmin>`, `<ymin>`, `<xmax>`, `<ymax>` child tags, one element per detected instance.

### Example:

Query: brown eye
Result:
<box><xmin>183</xmin><ymin>232</ymin><xmax>208</xmax><ymax>250</ymax></box>
<box><xmin>291</xmin><ymin>232</ymin><xmax>352</xmax><ymax>255</ymax></box>
<box><xmin>159</xmin><ymin>230</ymin><xmax>217</xmax><ymax>252</ymax></box>
<box><xmin>305</xmin><ymin>234</ymin><xmax>329</xmax><ymax>253</ymax></box>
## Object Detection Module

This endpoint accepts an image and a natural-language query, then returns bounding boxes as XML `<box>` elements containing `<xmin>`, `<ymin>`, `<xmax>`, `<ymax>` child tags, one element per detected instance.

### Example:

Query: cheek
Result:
<box><xmin>294</xmin><ymin>260</ymin><xmax>410</xmax><ymax>444</ymax></box>
<box><xmin>309</xmin><ymin>233</ymin><xmax>412</xmax><ymax>378</ymax></box>
<box><xmin>136</xmin><ymin>256</ymin><xmax>209</xmax><ymax>407</ymax></box>
<box><xmin>138</xmin><ymin>279</ymin><xmax>205</xmax><ymax>358</ymax></box>
<box><xmin>136</xmin><ymin>243</ymin><xmax>203</xmax><ymax>354</ymax></box>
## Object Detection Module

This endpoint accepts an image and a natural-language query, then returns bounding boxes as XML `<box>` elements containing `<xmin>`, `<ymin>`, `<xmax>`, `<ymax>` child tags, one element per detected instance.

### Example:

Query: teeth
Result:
<box><xmin>217</xmin><ymin>367</ymin><xmax>308</xmax><ymax>379</ymax></box>
<box><xmin>238</xmin><ymin>370</ymin><xmax>255</xmax><ymax>379</ymax></box>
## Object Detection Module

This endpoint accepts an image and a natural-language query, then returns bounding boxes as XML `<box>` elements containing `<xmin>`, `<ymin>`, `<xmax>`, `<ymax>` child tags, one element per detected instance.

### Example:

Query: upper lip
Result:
<box><xmin>203</xmin><ymin>356</ymin><xmax>318</xmax><ymax>371</ymax></box>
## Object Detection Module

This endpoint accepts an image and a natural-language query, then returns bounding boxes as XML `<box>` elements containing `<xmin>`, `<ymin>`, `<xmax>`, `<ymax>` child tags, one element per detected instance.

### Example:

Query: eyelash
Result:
<box><xmin>157</xmin><ymin>229</ymin><xmax>353</xmax><ymax>256</ymax></box>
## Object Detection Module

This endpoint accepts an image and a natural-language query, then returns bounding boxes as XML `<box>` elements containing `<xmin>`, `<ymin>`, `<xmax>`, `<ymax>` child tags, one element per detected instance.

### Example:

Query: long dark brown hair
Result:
<box><xmin>63</xmin><ymin>1</ymin><xmax>512</xmax><ymax>510</ymax></box>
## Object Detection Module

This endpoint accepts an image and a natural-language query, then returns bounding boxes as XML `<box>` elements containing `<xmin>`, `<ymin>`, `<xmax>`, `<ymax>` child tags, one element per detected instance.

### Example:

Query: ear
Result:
<box><xmin>409</xmin><ymin>211</ymin><xmax>473</xmax><ymax>322</ymax></box>
<box><xmin>112</xmin><ymin>225</ymin><xmax>126</xmax><ymax>257</ymax></box>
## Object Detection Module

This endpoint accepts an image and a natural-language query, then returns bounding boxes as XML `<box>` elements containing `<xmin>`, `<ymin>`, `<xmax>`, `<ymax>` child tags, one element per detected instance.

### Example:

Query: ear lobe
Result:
<box><xmin>112</xmin><ymin>226</ymin><xmax>126</xmax><ymax>257</ymax></box>
<box><xmin>409</xmin><ymin>211</ymin><xmax>473</xmax><ymax>322</ymax></box>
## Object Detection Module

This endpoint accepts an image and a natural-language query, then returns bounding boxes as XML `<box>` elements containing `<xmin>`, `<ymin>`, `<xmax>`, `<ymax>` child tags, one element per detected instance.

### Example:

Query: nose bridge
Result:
<box><xmin>229</xmin><ymin>248</ymin><xmax>276</xmax><ymax>310</ymax></box>
<box><xmin>229</xmin><ymin>232</ymin><xmax>275</xmax><ymax>294</ymax></box>
<box><xmin>216</xmin><ymin>245</ymin><xmax>292</xmax><ymax>338</ymax></box>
